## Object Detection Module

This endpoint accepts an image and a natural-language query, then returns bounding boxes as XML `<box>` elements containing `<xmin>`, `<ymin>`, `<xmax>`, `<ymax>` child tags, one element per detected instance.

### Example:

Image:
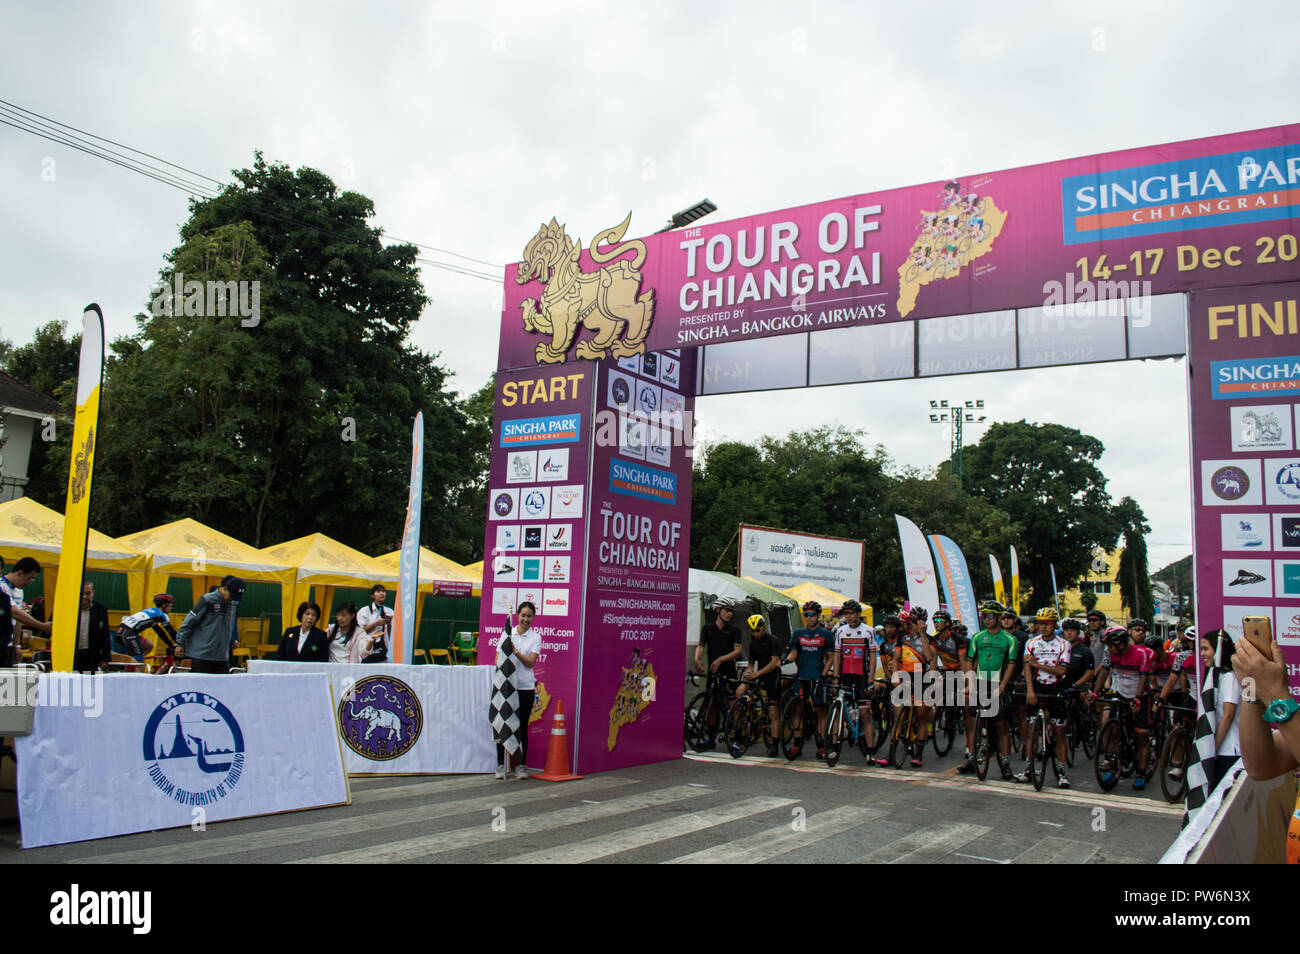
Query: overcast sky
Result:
<box><xmin>3</xmin><ymin>0</ymin><xmax>1298</xmax><ymax>573</ymax></box>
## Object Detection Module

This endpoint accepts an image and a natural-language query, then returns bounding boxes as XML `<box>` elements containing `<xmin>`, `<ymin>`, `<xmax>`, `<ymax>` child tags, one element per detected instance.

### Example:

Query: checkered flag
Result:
<box><xmin>489</xmin><ymin>615</ymin><xmax>523</xmax><ymax>758</ymax></box>
<box><xmin>1183</xmin><ymin>642</ymin><xmax>1221</xmax><ymax>824</ymax></box>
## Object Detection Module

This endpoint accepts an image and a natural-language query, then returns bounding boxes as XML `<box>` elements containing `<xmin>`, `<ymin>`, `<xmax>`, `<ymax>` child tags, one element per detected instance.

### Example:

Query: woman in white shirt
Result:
<box><xmin>495</xmin><ymin>601</ymin><xmax>541</xmax><ymax>779</ymax></box>
<box><xmin>1201</xmin><ymin>628</ymin><xmax>1241</xmax><ymax>790</ymax></box>
<box><xmin>328</xmin><ymin>602</ymin><xmax>362</xmax><ymax>664</ymax></box>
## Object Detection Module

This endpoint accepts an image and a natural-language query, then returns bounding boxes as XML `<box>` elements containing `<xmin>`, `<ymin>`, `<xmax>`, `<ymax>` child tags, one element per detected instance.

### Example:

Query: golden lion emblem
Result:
<box><xmin>516</xmin><ymin>213</ymin><xmax>655</xmax><ymax>364</ymax></box>
<box><xmin>70</xmin><ymin>428</ymin><xmax>94</xmax><ymax>504</ymax></box>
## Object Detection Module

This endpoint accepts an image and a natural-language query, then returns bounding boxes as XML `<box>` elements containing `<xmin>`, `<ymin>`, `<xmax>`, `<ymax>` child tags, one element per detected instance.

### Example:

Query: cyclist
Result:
<box><xmin>1059</xmin><ymin>617</ymin><xmax>1096</xmax><ymax>689</ymax></box>
<box><xmin>693</xmin><ymin>597</ymin><xmax>743</xmax><ymax>749</ymax></box>
<box><xmin>965</xmin><ymin>600</ymin><xmax>1018</xmax><ymax>778</ymax></box>
<box><xmin>785</xmin><ymin>600</ymin><xmax>833</xmax><ymax>759</ymax></box>
<box><xmin>1094</xmin><ymin>624</ymin><xmax>1155</xmax><ymax>789</ymax></box>
<box><xmin>1020</xmin><ymin>607</ymin><xmax>1073</xmax><ymax>788</ymax></box>
<box><xmin>832</xmin><ymin>599</ymin><xmax>876</xmax><ymax>756</ymax></box>
<box><xmin>733</xmin><ymin>614</ymin><xmax>782</xmax><ymax>757</ymax></box>
<box><xmin>113</xmin><ymin>593</ymin><xmax>180</xmax><ymax>664</ymax></box>
<box><xmin>1156</xmin><ymin>626</ymin><xmax>1198</xmax><ymax>781</ymax></box>
<box><xmin>930</xmin><ymin>609</ymin><xmax>967</xmax><ymax>759</ymax></box>
<box><xmin>1002</xmin><ymin>609</ymin><xmax>1032</xmax><ymax>762</ymax></box>
<box><xmin>886</xmin><ymin>605</ymin><xmax>935</xmax><ymax>767</ymax></box>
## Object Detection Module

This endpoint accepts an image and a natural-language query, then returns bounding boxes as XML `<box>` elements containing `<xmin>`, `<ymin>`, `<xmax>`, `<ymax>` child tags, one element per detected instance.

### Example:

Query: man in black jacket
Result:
<box><xmin>72</xmin><ymin>582</ymin><xmax>112</xmax><ymax>673</ymax></box>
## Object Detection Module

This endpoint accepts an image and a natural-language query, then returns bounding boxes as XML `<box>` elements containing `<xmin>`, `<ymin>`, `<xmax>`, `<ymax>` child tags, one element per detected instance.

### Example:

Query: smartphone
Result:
<box><xmin>1242</xmin><ymin>615</ymin><xmax>1274</xmax><ymax>661</ymax></box>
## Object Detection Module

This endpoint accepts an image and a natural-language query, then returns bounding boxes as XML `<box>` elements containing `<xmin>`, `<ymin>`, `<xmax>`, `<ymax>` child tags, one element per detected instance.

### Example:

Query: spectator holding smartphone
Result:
<box><xmin>1233</xmin><ymin>626</ymin><xmax>1300</xmax><ymax>783</ymax></box>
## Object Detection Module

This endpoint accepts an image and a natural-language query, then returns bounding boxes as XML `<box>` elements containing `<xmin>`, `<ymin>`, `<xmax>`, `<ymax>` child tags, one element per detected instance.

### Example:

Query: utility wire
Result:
<box><xmin>1</xmin><ymin>98</ymin><xmax>504</xmax><ymax>281</ymax></box>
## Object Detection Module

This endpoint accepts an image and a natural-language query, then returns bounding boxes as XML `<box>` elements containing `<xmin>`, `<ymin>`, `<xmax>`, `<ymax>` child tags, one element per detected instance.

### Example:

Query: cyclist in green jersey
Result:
<box><xmin>965</xmin><ymin>600</ymin><xmax>1018</xmax><ymax>779</ymax></box>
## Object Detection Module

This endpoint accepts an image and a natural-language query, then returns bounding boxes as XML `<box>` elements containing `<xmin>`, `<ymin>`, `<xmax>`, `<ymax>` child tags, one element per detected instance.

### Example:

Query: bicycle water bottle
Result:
<box><xmin>848</xmin><ymin>704</ymin><xmax>860</xmax><ymax>733</ymax></box>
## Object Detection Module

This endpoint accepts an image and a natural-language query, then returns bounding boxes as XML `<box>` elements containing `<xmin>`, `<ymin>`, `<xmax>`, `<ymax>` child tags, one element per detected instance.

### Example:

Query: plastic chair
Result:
<box><xmin>429</xmin><ymin>648</ymin><xmax>453</xmax><ymax>665</ymax></box>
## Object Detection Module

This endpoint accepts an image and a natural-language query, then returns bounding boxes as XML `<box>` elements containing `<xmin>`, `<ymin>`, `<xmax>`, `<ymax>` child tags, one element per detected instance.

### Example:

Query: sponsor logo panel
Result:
<box><xmin>1265</xmin><ymin>458</ymin><xmax>1300</xmax><ymax>505</ymax></box>
<box><xmin>495</xmin><ymin>525</ymin><xmax>520</xmax><ymax>553</ymax></box>
<box><xmin>1211</xmin><ymin>355</ymin><xmax>1300</xmax><ymax>400</ymax></box>
<box><xmin>522</xmin><ymin>525</ymin><xmax>544</xmax><ymax>551</ymax></box>
<box><xmin>492</xmin><ymin>587</ymin><xmax>518</xmax><ymax>615</ymax></box>
<box><xmin>1274</xmin><ymin>560</ymin><xmax>1300</xmax><ymax>598</ymax></box>
<box><xmin>539</xmin><ymin>448</ymin><xmax>569</xmax><ymax>481</ymax></box>
<box><xmin>506</xmin><ymin>450</ymin><xmax>538</xmax><ymax>484</ymax></box>
<box><xmin>1200</xmin><ymin>459</ymin><xmax>1262</xmax><ymax>506</ymax></box>
<box><xmin>490</xmin><ymin>488</ymin><xmax>519</xmax><ymax>521</ymax></box>
<box><xmin>1229</xmin><ymin>404</ymin><xmax>1293</xmax><ymax>452</ymax></box>
<box><xmin>1222</xmin><ymin>558</ymin><xmax>1272</xmax><ymax>598</ymax></box>
<box><xmin>551</xmin><ymin>485</ymin><xmax>585</xmax><ymax>517</ymax></box>
<box><xmin>1273</xmin><ymin>513</ymin><xmax>1300</xmax><ymax>549</ymax></box>
<box><xmin>520</xmin><ymin>487</ymin><xmax>551</xmax><ymax>520</ymax></box>
<box><xmin>610</xmin><ymin>458</ymin><xmax>678</xmax><ymax>504</ymax></box>
<box><xmin>542</xmin><ymin>588</ymin><xmax>570</xmax><ymax>615</ymax></box>
<box><xmin>545</xmin><ymin>523</ymin><xmax>572</xmax><ymax>551</ymax></box>
<box><xmin>499</xmin><ymin>413</ymin><xmax>582</xmax><ymax>448</ymax></box>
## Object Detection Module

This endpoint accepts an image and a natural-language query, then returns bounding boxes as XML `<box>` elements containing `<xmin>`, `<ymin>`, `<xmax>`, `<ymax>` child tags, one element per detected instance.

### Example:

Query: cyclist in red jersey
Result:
<box><xmin>1095</xmin><ymin>623</ymin><xmax>1155</xmax><ymax>789</ymax></box>
<box><xmin>832</xmin><ymin>599</ymin><xmax>876</xmax><ymax>753</ymax></box>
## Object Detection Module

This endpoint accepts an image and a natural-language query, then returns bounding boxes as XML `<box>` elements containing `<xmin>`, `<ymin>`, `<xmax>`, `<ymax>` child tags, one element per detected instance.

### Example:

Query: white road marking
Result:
<box><xmin>856</xmin><ymin>822</ymin><xmax>994</xmax><ymax>864</ymax></box>
<box><xmin>667</xmin><ymin>805</ymin><xmax>886</xmax><ymax>864</ymax></box>
<box><xmin>498</xmin><ymin>795</ymin><xmax>798</xmax><ymax>864</ymax></box>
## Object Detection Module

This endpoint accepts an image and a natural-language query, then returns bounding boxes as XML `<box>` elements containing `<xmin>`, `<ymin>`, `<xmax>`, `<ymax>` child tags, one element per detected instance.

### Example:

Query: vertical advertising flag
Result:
<box><xmin>392</xmin><ymin>412</ymin><xmax>423</xmax><ymax>665</ymax></box>
<box><xmin>51</xmin><ymin>306</ymin><xmax>105</xmax><ymax>672</ymax></box>
<box><xmin>895</xmin><ymin>515</ymin><xmax>941</xmax><ymax>614</ymax></box>
<box><xmin>928</xmin><ymin>534</ymin><xmax>978</xmax><ymax>627</ymax></box>
<box><xmin>1050</xmin><ymin>563</ymin><xmax>1061</xmax><ymax>617</ymax></box>
<box><xmin>989</xmin><ymin>554</ymin><xmax>1006</xmax><ymax>606</ymax></box>
<box><xmin>1010</xmin><ymin>546</ymin><xmax>1021</xmax><ymax>615</ymax></box>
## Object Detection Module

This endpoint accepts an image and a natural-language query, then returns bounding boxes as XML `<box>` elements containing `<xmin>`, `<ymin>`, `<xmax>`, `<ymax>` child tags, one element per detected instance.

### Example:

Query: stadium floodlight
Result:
<box><xmin>655</xmin><ymin>199</ymin><xmax>719</xmax><ymax>233</ymax></box>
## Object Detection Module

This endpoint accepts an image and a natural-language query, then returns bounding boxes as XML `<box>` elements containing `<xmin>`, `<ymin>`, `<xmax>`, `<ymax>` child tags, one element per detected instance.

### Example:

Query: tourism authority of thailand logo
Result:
<box><xmin>142</xmin><ymin>692</ymin><xmax>245</xmax><ymax>806</ymax></box>
<box><xmin>339</xmin><ymin>675</ymin><xmax>423</xmax><ymax>761</ymax></box>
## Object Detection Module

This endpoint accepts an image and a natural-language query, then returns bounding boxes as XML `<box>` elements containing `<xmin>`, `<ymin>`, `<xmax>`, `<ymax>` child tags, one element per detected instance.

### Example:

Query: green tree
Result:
<box><xmin>1114</xmin><ymin>496</ymin><xmax>1154</xmax><ymax>621</ymax></box>
<box><xmin>3</xmin><ymin>321</ymin><xmax>81</xmax><ymax>506</ymax></box>
<box><xmin>89</xmin><ymin>154</ymin><xmax>483</xmax><ymax>557</ymax></box>
<box><xmin>959</xmin><ymin>421</ymin><xmax>1122</xmax><ymax>608</ymax></box>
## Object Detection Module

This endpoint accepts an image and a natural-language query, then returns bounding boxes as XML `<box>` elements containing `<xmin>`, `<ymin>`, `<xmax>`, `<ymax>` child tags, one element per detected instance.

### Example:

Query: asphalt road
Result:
<box><xmin>0</xmin><ymin>739</ymin><xmax>1182</xmax><ymax>864</ymax></box>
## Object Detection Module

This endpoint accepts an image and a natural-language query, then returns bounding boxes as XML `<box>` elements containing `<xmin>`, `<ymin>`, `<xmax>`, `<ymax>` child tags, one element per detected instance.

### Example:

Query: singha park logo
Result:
<box><xmin>516</xmin><ymin>213</ymin><xmax>655</xmax><ymax>365</ymax></box>
<box><xmin>338</xmin><ymin>675</ymin><xmax>422</xmax><ymax>761</ymax></box>
<box><xmin>143</xmin><ymin>692</ymin><xmax>245</xmax><ymax>806</ymax></box>
<box><xmin>1211</xmin><ymin>465</ymin><xmax>1250</xmax><ymax>502</ymax></box>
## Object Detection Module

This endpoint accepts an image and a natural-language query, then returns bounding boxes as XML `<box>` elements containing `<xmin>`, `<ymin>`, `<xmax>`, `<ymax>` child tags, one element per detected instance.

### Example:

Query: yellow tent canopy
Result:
<box><xmin>780</xmin><ymin>581</ymin><xmax>871</xmax><ymax>623</ymax></box>
<box><xmin>119</xmin><ymin>518</ymin><xmax>297</xmax><ymax>627</ymax></box>
<box><xmin>464</xmin><ymin>560</ymin><xmax>483</xmax><ymax>598</ymax></box>
<box><xmin>0</xmin><ymin>496</ymin><xmax>147</xmax><ymax>608</ymax></box>
<box><xmin>261</xmin><ymin>533</ymin><xmax>397</xmax><ymax>633</ymax></box>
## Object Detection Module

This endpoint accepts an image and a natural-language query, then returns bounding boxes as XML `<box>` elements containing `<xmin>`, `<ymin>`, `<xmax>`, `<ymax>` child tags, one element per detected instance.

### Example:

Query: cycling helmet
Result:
<box><xmin>909</xmin><ymin>605</ymin><xmax>928</xmax><ymax>622</ymax></box>
<box><xmin>153</xmin><ymin>593</ymin><xmax>175</xmax><ymax>607</ymax></box>
<box><xmin>1182</xmin><ymin>625</ymin><xmax>1197</xmax><ymax>642</ymax></box>
<box><xmin>882</xmin><ymin>613</ymin><xmax>902</xmax><ymax>627</ymax></box>
<box><xmin>1103</xmin><ymin>625</ymin><xmax>1130</xmax><ymax>646</ymax></box>
<box><xmin>933</xmin><ymin>609</ymin><xmax>952</xmax><ymax>623</ymax></box>
<box><xmin>712</xmin><ymin>597</ymin><xmax>737</xmax><ymax>610</ymax></box>
<box><xmin>1035</xmin><ymin>606</ymin><xmax>1059</xmax><ymax>622</ymax></box>
<box><xmin>1061</xmin><ymin>618</ymin><xmax>1082</xmax><ymax>631</ymax></box>
<box><xmin>1144</xmin><ymin>635</ymin><xmax>1163</xmax><ymax>651</ymax></box>
<box><xmin>842</xmin><ymin>599</ymin><xmax>862</xmax><ymax>614</ymax></box>
<box><xmin>747</xmin><ymin>614</ymin><xmax>766</xmax><ymax>633</ymax></box>
<box><xmin>951</xmin><ymin>622</ymin><xmax>968</xmax><ymax>637</ymax></box>
<box><xmin>1127</xmin><ymin>618</ymin><xmax>1149</xmax><ymax>630</ymax></box>
<box><xmin>979</xmin><ymin>600</ymin><xmax>1005</xmax><ymax>616</ymax></box>
<box><xmin>1086</xmin><ymin>609</ymin><xmax>1106</xmax><ymax>622</ymax></box>
<box><xmin>801</xmin><ymin>600</ymin><xmax>821</xmax><ymax>616</ymax></box>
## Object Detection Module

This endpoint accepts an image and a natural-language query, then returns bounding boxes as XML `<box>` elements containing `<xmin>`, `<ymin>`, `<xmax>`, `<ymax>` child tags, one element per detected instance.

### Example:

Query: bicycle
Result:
<box><xmin>823</xmin><ymin>681</ymin><xmax>875</xmax><ymax>767</ymax></box>
<box><xmin>684</xmin><ymin>671</ymin><xmax>735</xmax><ymax>752</ymax></box>
<box><xmin>1025</xmin><ymin>693</ymin><xmax>1062</xmax><ymax>791</ymax></box>
<box><xmin>1061</xmin><ymin>688</ymin><xmax>1096</xmax><ymax>767</ymax></box>
<box><xmin>1094</xmin><ymin>692</ymin><xmax>1150</xmax><ymax>791</ymax></box>
<box><xmin>1156</xmin><ymin>701</ymin><xmax>1198</xmax><ymax>803</ymax></box>
<box><xmin>724</xmin><ymin>678</ymin><xmax>773</xmax><ymax>758</ymax></box>
<box><xmin>887</xmin><ymin>694</ymin><xmax>925</xmax><ymax>768</ymax></box>
<box><xmin>866</xmin><ymin>680</ymin><xmax>893</xmax><ymax>755</ymax></box>
<box><xmin>930</xmin><ymin>702</ymin><xmax>959</xmax><ymax>758</ymax></box>
<box><xmin>779</xmin><ymin>678</ymin><xmax>825</xmax><ymax>760</ymax></box>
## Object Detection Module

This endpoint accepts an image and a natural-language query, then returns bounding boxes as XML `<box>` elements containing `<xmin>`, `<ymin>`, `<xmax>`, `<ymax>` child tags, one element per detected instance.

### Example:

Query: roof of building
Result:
<box><xmin>0</xmin><ymin>370</ymin><xmax>62</xmax><ymax>417</ymax></box>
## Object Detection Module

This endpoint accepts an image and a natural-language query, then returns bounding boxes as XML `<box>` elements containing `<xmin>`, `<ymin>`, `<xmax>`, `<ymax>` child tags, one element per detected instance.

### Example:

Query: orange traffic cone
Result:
<box><xmin>531</xmin><ymin>700</ymin><xmax>583</xmax><ymax>782</ymax></box>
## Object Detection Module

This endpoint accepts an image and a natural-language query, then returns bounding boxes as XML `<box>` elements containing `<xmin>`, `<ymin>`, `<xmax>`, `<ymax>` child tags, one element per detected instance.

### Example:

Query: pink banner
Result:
<box><xmin>499</xmin><ymin>125</ymin><xmax>1300</xmax><ymax>372</ymax></box>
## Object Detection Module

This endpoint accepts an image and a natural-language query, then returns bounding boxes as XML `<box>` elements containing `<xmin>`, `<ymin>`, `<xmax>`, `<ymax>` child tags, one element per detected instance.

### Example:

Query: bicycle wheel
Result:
<box><xmin>1029</xmin><ymin>716</ymin><xmax>1049</xmax><ymax>791</ymax></box>
<box><xmin>892</xmin><ymin>707</ymin><xmax>912</xmax><ymax>768</ymax></box>
<box><xmin>684</xmin><ymin>692</ymin><xmax>708</xmax><ymax>752</ymax></box>
<box><xmin>779</xmin><ymin>693</ymin><xmax>804</xmax><ymax>760</ymax></box>
<box><xmin>723</xmin><ymin>696</ymin><xmax>752</xmax><ymax>757</ymax></box>
<box><xmin>932</xmin><ymin>706</ymin><xmax>955</xmax><ymax>757</ymax></box>
<box><xmin>857</xmin><ymin>704</ymin><xmax>873</xmax><ymax>759</ymax></box>
<box><xmin>870</xmin><ymin>698</ymin><xmax>893</xmax><ymax>755</ymax></box>
<box><xmin>1095</xmin><ymin>720</ymin><xmax>1123</xmax><ymax>791</ymax></box>
<box><xmin>1081</xmin><ymin>709</ymin><xmax>1097</xmax><ymax>760</ymax></box>
<box><xmin>825</xmin><ymin>699</ymin><xmax>844</xmax><ymax>767</ymax></box>
<box><xmin>1159</xmin><ymin>725</ymin><xmax>1190</xmax><ymax>803</ymax></box>
<box><xmin>974</xmin><ymin>716</ymin><xmax>990</xmax><ymax>781</ymax></box>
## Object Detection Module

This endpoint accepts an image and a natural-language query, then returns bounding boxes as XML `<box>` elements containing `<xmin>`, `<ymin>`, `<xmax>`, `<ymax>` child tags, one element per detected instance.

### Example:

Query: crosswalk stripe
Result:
<box><xmin>1011</xmin><ymin>836</ymin><xmax>1099</xmax><ymax>864</ymax></box>
<box><xmin>856</xmin><ymin>822</ymin><xmax>993</xmax><ymax>863</ymax></box>
<box><xmin>70</xmin><ymin>776</ymin><xmax>629</xmax><ymax>864</ymax></box>
<box><xmin>292</xmin><ymin>784</ymin><xmax>714</xmax><ymax>864</ymax></box>
<box><xmin>666</xmin><ymin>805</ymin><xmax>887</xmax><ymax>864</ymax></box>
<box><xmin>497</xmin><ymin>795</ymin><xmax>799</xmax><ymax>864</ymax></box>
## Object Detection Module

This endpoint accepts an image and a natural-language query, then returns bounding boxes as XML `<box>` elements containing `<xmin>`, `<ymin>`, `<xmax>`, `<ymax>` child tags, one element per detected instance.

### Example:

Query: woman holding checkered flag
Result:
<box><xmin>489</xmin><ymin>602</ymin><xmax>541</xmax><ymax>780</ymax></box>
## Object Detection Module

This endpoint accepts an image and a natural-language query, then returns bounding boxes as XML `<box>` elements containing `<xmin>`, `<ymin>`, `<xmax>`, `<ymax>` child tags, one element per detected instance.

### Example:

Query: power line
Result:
<box><xmin>1</xmin><ymin>98</ymin><xmax>504</xmax><ymax>281</ymax></box>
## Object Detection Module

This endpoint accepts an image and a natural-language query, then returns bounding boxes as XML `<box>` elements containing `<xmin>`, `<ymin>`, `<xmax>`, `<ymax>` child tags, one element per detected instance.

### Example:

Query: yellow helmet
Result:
<box><xmin>1035</xmin><ymin>606</ymin><xmax>1059</xmax><ymax>622</ymax></box>
<box><xmin>747</xmin><ymin>614</ymin><xmax>766</xmax><ymax>633</ymax></box>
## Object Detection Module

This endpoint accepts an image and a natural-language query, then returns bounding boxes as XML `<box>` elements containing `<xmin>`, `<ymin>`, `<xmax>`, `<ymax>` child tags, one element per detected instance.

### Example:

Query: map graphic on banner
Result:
<box><xmin>607</xmin><ymin>650</ymin><xmax>656</xmax><ymax>751</ymax></box>
<box><xmin>898</xmin><ymin>191</ymin><xmax>1009</xmax><ymax>317</ymax></box>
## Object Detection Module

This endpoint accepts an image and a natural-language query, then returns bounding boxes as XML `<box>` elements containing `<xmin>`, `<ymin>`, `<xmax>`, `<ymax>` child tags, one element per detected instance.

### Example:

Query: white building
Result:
<box><xmin>0</xmin><ymin>370</ymin><xmax>63</xmax><ymax>502</ymax></box>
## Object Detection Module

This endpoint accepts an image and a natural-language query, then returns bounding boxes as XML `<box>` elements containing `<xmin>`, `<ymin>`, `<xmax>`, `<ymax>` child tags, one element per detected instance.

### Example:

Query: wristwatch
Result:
<box><xmin>1263</xmin><ymin>697</ymin><xmax>1300</xmax><ymax>723</ymax></box>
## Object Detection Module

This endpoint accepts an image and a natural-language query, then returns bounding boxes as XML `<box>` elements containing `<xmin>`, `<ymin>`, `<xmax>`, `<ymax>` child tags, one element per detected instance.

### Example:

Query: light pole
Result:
<box><xmin>927</xmin><ymin>399</ymin><xmax>988</xmax><ymax>488</ymax></box>
<box><xmin>655</xmin><ymin>198</ymin><xmax>718</xmax><ymax>233</ymax></box>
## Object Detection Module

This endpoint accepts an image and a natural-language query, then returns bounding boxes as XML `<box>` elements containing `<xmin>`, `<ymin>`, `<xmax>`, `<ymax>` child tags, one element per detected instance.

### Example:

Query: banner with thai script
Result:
<box><xmin>499</xmin><ymin>125</ymin><xmax>1300</xmax><ymax>372</ymax></box>
<box><xmin>575</xmin><ymin>350</ymin><xmax>696</xmax><ymax>773</ymax></box>
<box><xmin>738</xmin><ymin>525</ymin><xmax>864</xmax><ymax>596</ymax></box>
<box><xmin>1187</xmin><ymin>281</ymin><xmax>1300</xmax><ymax>683</ymax></box>
<box><xmin>16</xmin><ymin>673</ymin><xmax>348</xmax><ymax>848</ymax></box>
<box><xmin>477</xmin><ymin>363</ymin><xmax>594</xmax><ymax>767</ymax></box>
<box><xmin>249</xmin><ymin>661</ymin><xmax>494</xmax><ymax>775</ymax></box>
